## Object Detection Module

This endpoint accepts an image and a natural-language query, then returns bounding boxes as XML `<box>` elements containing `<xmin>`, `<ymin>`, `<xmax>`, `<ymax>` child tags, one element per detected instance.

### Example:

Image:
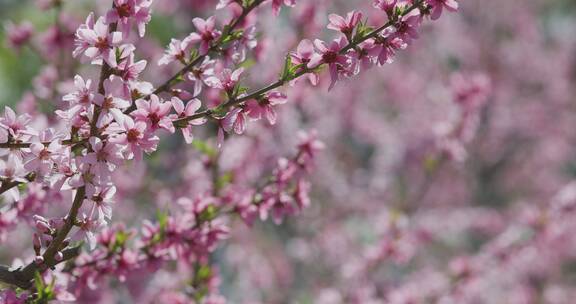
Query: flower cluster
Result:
<box><xmin>0</xmin><ymin>0</ymin><xmax>460</xmax><ymax>302</ymax></box>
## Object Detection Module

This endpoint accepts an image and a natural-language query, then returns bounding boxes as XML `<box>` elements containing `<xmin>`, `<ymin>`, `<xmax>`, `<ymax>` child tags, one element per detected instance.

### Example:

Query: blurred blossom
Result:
<box><xmin>0</xmin><ymin>0</ymin><xmax>574</xmax><ymax>303</ymax></box>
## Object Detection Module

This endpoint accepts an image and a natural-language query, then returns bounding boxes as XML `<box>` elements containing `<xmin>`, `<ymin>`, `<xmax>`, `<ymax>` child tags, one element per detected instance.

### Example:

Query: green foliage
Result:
<box><xmin>198</xmin><ymin>204</ymin><xmax>218</xmax><ymax>222</ymax></box>
<box><xmin>216</xmin><ymin>171</ymin><xmax>234</xmax><ymax>192</ymax></box>
<box><xmin>32</xmin><ymin>271</ymin><xmax>55</xmax><ymax>304</ymax></box>
<box><xmin>280</xmin><ymin>55</ymin><xmax>297</xmax><ymax>82</ymax></box>
<box><xmin>353</xmin><ymin>20</ymin><xmax>374</xmax><ymax>43</ymax></box>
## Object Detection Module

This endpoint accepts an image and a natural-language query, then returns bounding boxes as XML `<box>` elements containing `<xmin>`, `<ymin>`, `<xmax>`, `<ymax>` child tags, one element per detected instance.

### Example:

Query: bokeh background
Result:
<box><xmin>1</xmin><ymin>0</ymin><xmax>576</xmax><ymax>303</ymax></box>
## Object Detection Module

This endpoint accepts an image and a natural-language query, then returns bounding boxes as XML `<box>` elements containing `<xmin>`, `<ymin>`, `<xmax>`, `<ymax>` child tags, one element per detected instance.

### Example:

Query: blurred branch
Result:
<box><xmin>0</xmin><ymin>246</ymin><xmax>81</xmax><ymax>289</ymax></box>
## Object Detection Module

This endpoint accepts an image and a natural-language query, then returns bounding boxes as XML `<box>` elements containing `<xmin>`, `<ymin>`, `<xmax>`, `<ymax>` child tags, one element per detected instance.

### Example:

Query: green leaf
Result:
<box><xmin>112</xmin><ymin>230</ymin><xmax>130</xmax><ymax>251</ymax></box>
<box><xmin>216</xmin><ymin>171</ymin><xmax>234</xmax><ymax>191</ymax></box>
<box><xmin>196</xmin><ymin>265</ymin><xmax>212</xmax><ymax>281</ymax></box>
<box><xmin>192</xmin><ymin>140</ymin><xmax>217</xmax><ymax>158</ymax></box>
<box><xmin>353</xmin><ymin>20</ymin><xmax>374</xmax><ymax>43</ymax></box>
<box><xmin>157</xmin><ymin>210</ymin><xmax>169</xmax><ymax>232</ymax></box>
<box><xmin>189</xmin><ymin>49</ymin><xmax>199</xmax><ymax>62</ymax></box>
<box><xmin>280</xmin><ymin>55</ymin><xmax>295</xmax><ymax>81</ymax></box>
<box><xmin>199</xmin><ymin>204</ymin><xmax>218</xmax><ymax>222</ymax></box>
<box><xmin>34</xmin><ymin>271</ymin><xmax>44</xmax><ymax>295</ymax></box>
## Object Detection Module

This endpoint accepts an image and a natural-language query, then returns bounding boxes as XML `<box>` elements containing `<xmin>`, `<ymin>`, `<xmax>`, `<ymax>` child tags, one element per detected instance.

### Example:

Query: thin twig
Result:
<box><xmin>172</xmin><ymin>2</ymin><xmax>422</xmax><ymax>125</ymax></box>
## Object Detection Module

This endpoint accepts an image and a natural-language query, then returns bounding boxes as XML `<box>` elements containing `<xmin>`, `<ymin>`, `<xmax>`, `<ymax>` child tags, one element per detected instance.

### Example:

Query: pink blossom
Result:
<box><xmin>290</xmin><ymin>39</ymin><xmax>319</xmax><ymax>85</ymax></box>
<box><xmin>91</xmin><ymin>186</ymin><xmax>116</xmax><ymax>224</ymax></box>
<box><xmin>24</xmin><ymin>129</ymin><xmax>63</xmax><ymax>176</ymax></box>
<box><xmin>393</xmin><ymin>11</ymin><xmax>422</xmax><ymax>44</ymax></box>
<box><xmin>4</xmin><ymin>21</ymin><xmax>34</xmax><ymax>50</ymax></box>
<box><xmin>373</xmin><ymin>0</ymin><xmax>398</xmax><ymax>17</ymax></box>
<box><xmin>106</xmin><ymin>0</ymin><xmax>153</xmax><ymax>37</ymax></box>
<box><xmin>63</xmin><ymin>75</ymin><xmax>95</xmax><ymax>109</ymax></box>
<box><xmin>93</xmin><ymin>75</ymin><xmax>132</xmax><ymax>127</ymax></box>
<box><xmin>0</xmin><ymin>155</ymin><xmax>28</xmax><ymax>190</ymax></box>
<box><xmin>0</xmin><ymin>210</ymin><xmax>17</xmax><ymax>242</ymax></box>
<box><xmin>0</xmin><ymin>107</ymin><xmax>35</xmax><ymax>140</ymax></box>
<box><xmin>76</xmin><ymin>213</ymin><xmax>103</xmax><ymax>250</ymax></box>
<box><xmin>231</xmin><ymin>189</ymin><xmax>258</xmax><ymax>226</ymax></box>
<box><xmin>426</xmin><ymin>0</ymin><xmax>459</xmax><ymax>20</ymax></box>
<box><xmin>245</xmin><ymin>91</ymin><xmax>288</xmax><ymax>125</ymax></box>
<box><xmin>450</xmin><ymin>72</ymin><xmax>491</xmax><ymax>112</ymax></box>
<box><xmin>109</xmin><ymin>114</ymin><xmax>159</xmax><ymax>161</ymax></box>
<box><xmin>327</xmin><ymin>11</ymin><xmax>363</xmax><ymax>36</ymax></box>
<box><xmin>222</xmin><ymin>107</ymin><xmax>248</xmax><ymax>134</ymax></box>
<box><xmin>294</xmin><ymin>179</ymin><xmax>311</xmax><ymax>209</ymax></box>
<box><xmin>216</xmin><ymin>0</ymin><xmax>240</xmax><ymax>10</ymax></box>
<box><xmin>68</xmin><ymin>163</ymin><xmax>99</xmax><ymax>197</ymax></box>
<box><xmin>187</xmin><ymin>56</ymin><xmax>215</xmax><ymax>96</ymax></box>
<box><xmin>0</xmin><ymin>0</ymin><xmax>472</xmax><ymax>300</ymax></box>
<box><xmin>296</xmin><ymin>130</ymin><xmax>324</xmax><ymax>169</ymax></box>
<box><xmin>272</xmin><ymin>0</ymin><xmax>296</xmax><ymax>16</ymax></box>
<box><xmin>229</xmin><ymin>26</ymin><xmax>258</xmax><ymax>63</ymax></box>
<box><xmin>83</xmin><ymin>137</ymin><xmax>124</xmax><ymax>178</ymax></box>
<box><xmin>158</xmin><ymin>38</ymin><xmax>189</xmax><ymax>65</ymax></box>
<box><xmin>132</xmin><ymin>94</ymin><xmax>175</xmax><ymax>133</ymax></box>
<box><xmin>353</xmin><ymin>38</ymin><xmax>382</xmax><ymax>71</ymax></box>
<box><xmin>184</xmin><ymin>16</ymin><xmax>221</xmax><ymax>55</ymax></box>
<box><xmin>308</xmin><ymin>37</ymin><xmax>350</xmax><ymax>90</ymax></box>
<box><xmin>205</xmin><ymin>67</ymin><xmax>244</xmax><ymax>94</ymax></box>
<box><xmin>375</xmin><ymin>30</ymin><xmax>406</xmax><ymax>65</ymax></box>
<box><xmin>115</xmin><ymin>250</ymin><xmax>140</xmax><ymax>282</ymax></box>
<box><xmin>116</xmin><ymin>51</ymin><xmax>147</xmax><ymax>82</ymax></box>
<box><xmin>73</xmin><ymin>15</ymin><xmax>122</xmax><ymax>67</ymax></box>
<box><xmin>171</xmin><ymin>97</ymin><xmax>206</xmax><ymax>143</ymax></box>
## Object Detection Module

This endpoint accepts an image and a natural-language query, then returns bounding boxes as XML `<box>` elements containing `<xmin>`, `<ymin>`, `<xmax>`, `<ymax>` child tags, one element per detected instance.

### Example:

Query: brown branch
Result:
<box><xmin>0</xmin><ymin>173</ymin><xmax>35</xmax><ymax>196</ymax></box>
<box><xmin>172</xmin><ymin>2</ymin><xmax>423</xmax><ymax>126</ymax></box>
<box><xmin>0</xmin><ymin>138</ymin><xmax>87</xmax><ymax>149</ymax></box>
<box><xmin>0</xmin><ymin>246</ymin><xmax>81</xmax><ymax>289</ymax></box>
<box><xmin>124</xmin><ymin>0</ymin><xmax>266</xmax><ymax>114</ymax></box>
<box><xmin>0</xmin><ymin>13</ymin><xmax>120</xmax><ymax>290</ymax></box>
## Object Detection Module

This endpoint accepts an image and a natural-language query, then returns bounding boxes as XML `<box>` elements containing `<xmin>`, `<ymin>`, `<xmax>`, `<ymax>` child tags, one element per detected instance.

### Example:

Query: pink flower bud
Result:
<box><xmin>55</xmin><ymin>251</ymin><xmax>63</xmax><ymax>262</ymax></box>
<box><xmin>34</xmin><ymin>256</ymin><xmax>44</xmax><ymax>265</ymax></box>
<box><xmin>35</xmin><ymin>220</ymin><xmax>52</xmax><ymax>234</ymax></box>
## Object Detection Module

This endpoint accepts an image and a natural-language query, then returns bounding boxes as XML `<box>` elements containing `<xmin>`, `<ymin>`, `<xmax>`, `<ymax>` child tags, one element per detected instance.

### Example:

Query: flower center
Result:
<box><xmin>95</xmin><ymin>37</ymin><xmax>109</xmax><ymax>50</ymax></box>
<box><xmin>127</xmin><ymin>129</ymin><xmax>140</xmax><ymax>143</ymax></box>
<box><xmin>102</xmin><ymin>97</ymin><xmax>114</xmax><ymax>110</ymax></box>
<box><xmin>201</xmin><ymin>32</ymin><xmax>214</xmax><ymax>42</ymax></box>
<box><xmin>39</xmin><ymin>149</ymin><xmax>51</xmax><ymax>160</ymax></box>
<box><xmin>117</xmin><ymin>3</ymin><xmax>132</xmax><ymax>18</ymax></box>
<box><xmin>93</xmin><ymin>194</ymin><xmax>104</xmax><ymax>204</ymax></box>
<box><xmin>322</xmin><ymin>51</ymin><xmax>338</xmax><ymax>64</ymax></box>
<box><xmin>192</xmin><ymin>68</ymin><xmax>203</xmax><ymax>79</ymax></box>
<box><xmin>79</xmin><ymin>94</ymin><xmax>90</xmax><ymax>105</ymax></box>
<box><xmin>396</xmin><ymin>21</ymin><xmax>409</xmax><ymax>34</ymax></box>
<box><xmin>148</xmin><ymin>112</ymin><xmax>160</xmax><ymax>126</ymax></box>
<box><xmin>175</xmin><ymin>51</ymin><xmax>185</xmax><ymax>62</ymax></box>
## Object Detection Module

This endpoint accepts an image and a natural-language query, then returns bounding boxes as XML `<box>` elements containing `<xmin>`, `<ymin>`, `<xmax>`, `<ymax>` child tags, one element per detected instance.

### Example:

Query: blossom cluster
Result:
<box><xmin>0</xmin><ymin>0</ymin><xmax>461</xmax><ymax>302</ymax></box>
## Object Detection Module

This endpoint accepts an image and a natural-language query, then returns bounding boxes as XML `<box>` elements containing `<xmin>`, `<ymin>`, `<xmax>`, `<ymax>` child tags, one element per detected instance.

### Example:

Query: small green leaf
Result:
<box><xmin>216</xmin><ymin>171</ymin><xmax>234</xmax><ymax>191</ymax></box>
<box><xmin>423</xmin><ymin>154</ymin><xmax>440</xmax><ymax>174</ymax></box>
<box><xmin>280</xmin><ymin>55</ymin><xmax>294</xmax><ymax>81</ymax></box>
<box><xmin>196</xmin><ymin>265</ymin><xmax>212</xmax><ymax>281</ymax></box>
<box><xmin>199</xmin><ymin>204</ymin><xmax>218</xmax><ymax>222</ymax></box>
<box><xmin>192</xmin><ymin>140</ymin><xmax>217</xmax><ymax>158</ymax></box>
<box><xmin>34</xmin><ymin>271</ymin><xmax>44</xmax><ymax>295</ymax></box>
<box><xmin>157</xmin><ymin>210</ymin><xmax>169</xmax><ymax>232</ymax></box>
